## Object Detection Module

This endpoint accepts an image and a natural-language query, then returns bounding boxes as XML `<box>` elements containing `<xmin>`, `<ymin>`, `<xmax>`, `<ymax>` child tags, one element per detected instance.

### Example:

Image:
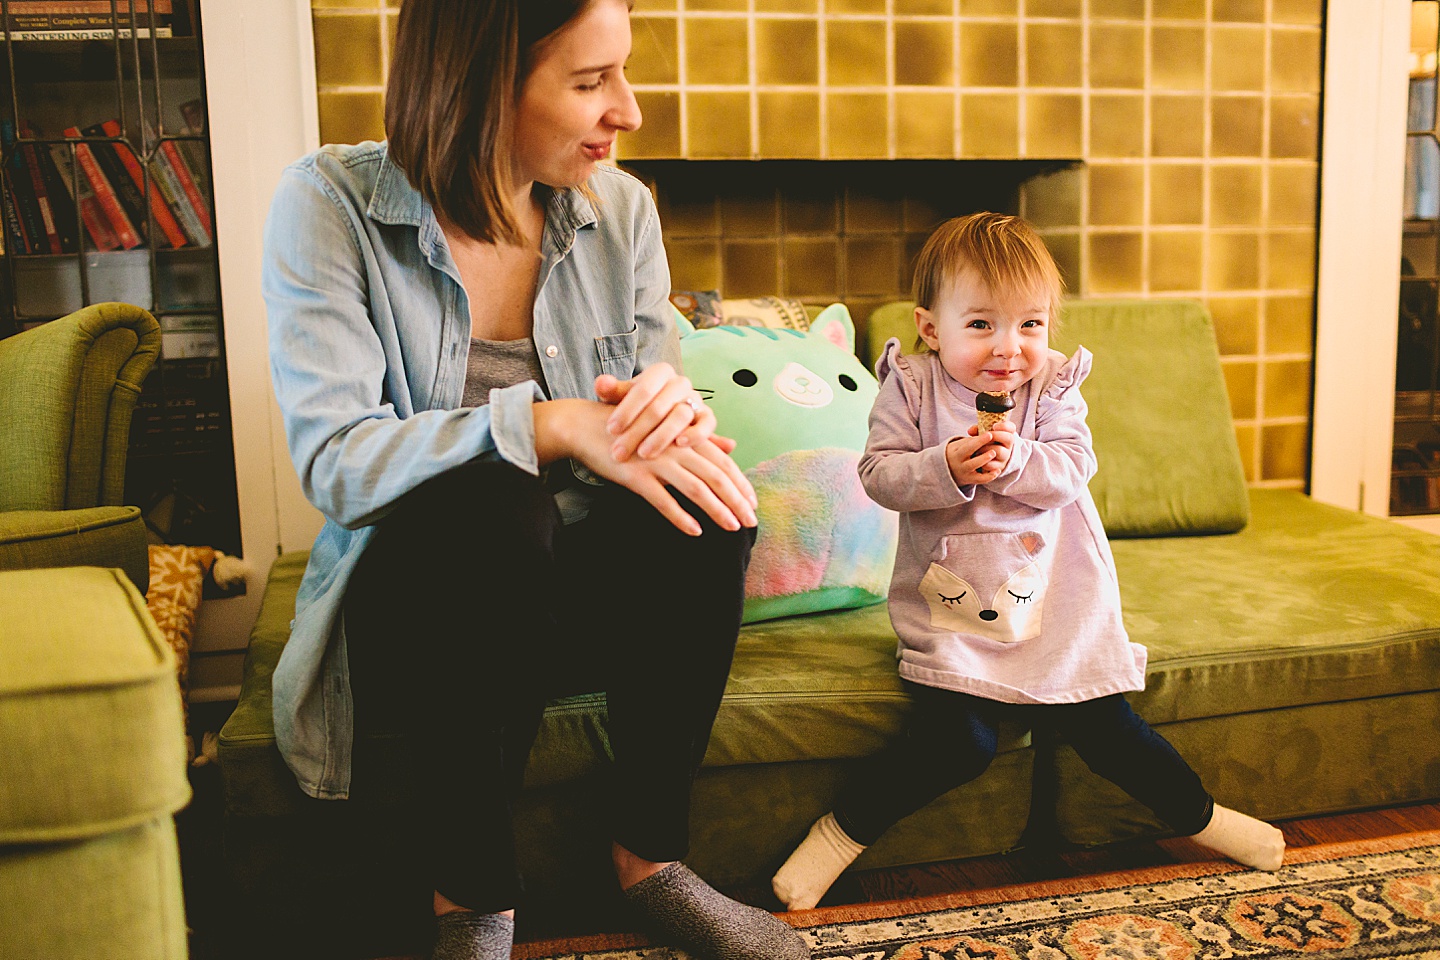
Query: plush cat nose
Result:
<box><xmin>773</xmin><ymin>362</ymin><xmax>834</xmax><ymax>408</ymax></box>
<box><xmin>979</xmin><ymin>610</ymin><xmax>998</xmax><ymax>621</ymax></box>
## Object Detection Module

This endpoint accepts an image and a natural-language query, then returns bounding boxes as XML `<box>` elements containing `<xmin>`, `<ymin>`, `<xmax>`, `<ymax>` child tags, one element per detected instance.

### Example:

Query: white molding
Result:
<box><xmin>193</xmin><ymin>0</ymin><xmax>323</xmax><ymax>680</ymax></box>
<box><xmin>1394</xmin><ymin>514</ymin><xmax>1440</xmax><ymax>535</ymax></box>
<box><xmin>1311</xmin><ymin>0</ymin><xmax>1411</xmax><ymax>515</ymax></box>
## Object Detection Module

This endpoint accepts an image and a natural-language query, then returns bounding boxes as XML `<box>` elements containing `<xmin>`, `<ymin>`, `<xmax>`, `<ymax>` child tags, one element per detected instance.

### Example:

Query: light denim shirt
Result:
<box><xmin>262</xmin><ymin>141</ymin><xmax>678</xmax><ymax>799</ymax></box>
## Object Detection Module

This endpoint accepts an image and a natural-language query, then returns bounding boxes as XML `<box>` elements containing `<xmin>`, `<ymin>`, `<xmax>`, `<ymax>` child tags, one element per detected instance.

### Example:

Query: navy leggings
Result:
<box><xmin>343</xmin><ymin>459</ymin><xmax>754</xmax><ymax>913</ymax></box>
<box><xmin>835</xmin><ymin>682</ymin><xmax>1213</xmax><ymax>846</ymax></box>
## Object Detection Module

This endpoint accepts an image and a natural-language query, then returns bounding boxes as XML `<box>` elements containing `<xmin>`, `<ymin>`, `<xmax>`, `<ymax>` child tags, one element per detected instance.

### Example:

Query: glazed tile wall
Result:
<box><xmin>308</xmin><ymin>0</ymin><xmax>1323</xmax><ymax>487</ymax></box>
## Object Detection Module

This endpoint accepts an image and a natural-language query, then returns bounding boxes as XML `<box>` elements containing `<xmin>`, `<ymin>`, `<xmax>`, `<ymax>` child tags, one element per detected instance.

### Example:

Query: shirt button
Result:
<box><xmin>545</xmin><ymin>345</ymin><xmax>558</xmax><ymax>358</ymax></box>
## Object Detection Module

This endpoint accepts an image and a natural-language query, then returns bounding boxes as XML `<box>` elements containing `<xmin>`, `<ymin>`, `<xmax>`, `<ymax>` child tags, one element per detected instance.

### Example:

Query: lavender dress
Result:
<box><xmin>859</xmin><ymin>338</ymin><xmax>1147</xmax><ymax>704</ymax></box>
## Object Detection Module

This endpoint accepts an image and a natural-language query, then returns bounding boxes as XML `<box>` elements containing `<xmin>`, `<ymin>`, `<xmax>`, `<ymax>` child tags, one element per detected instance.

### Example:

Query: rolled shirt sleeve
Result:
<box><xmin>263</xmin><ymin>165</ymin><xmax>538</xmax><ymax>531</ymax></box>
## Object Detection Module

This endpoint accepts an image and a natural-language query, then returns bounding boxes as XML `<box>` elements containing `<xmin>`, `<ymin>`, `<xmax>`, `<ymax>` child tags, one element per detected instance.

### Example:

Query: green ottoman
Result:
<box><xmin>0</xmin><ymin>567</ymin><xmax>191</xmax><ymax>959</ymax></box>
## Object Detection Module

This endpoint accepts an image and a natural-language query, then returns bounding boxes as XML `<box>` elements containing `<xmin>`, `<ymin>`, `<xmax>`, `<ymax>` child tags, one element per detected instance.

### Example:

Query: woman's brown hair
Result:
<box><xmin>385</xmin><ymin>0</ymin><xmax>595</xmax><ymax>245</ymax></box>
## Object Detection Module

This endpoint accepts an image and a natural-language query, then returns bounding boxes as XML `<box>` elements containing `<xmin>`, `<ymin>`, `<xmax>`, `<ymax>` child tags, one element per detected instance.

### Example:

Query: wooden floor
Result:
<box><xmin>508</xmin><ymin>800</ymin><xmax>1440</xmax><ymax>942</ymax></box>
<box><xmin>702</xmin><ymin>794</ymin><xmax>1440</xmax><ymax>921</ymax></box>
<box><xmin>757</xmin><ymin>800</ymin><xmax>1440</xmax><ymax>909</ymax></box>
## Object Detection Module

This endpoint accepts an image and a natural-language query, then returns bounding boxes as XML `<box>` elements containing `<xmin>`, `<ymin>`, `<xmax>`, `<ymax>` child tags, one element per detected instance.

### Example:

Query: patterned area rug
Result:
<box><xmin>512</xmin><ymin>831</ymin><xmax>1440</xmax><ymax>959</ymax></box>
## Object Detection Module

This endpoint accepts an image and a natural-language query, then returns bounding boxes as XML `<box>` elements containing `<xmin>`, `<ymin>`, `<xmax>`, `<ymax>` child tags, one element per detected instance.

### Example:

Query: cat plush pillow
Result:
<box><xmin>677</xmin><ymin>303</ymin><xmax>898</xmax><ymax>623</ymax></box>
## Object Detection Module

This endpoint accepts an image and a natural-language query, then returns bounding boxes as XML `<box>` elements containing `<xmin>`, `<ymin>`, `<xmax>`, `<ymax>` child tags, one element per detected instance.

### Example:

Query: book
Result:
<box><xmin>3</xmin><ymin>1</ymin><xmax>181</xmax><ymax>40</ymax></box>
<box><xmin>155</xmin><ymin>138</ymin><xmax>210</xmax><ymax>246</ymax></box>
<box><xmin>47</xmin><ymin>142</ymin><xmax>120</xmax><ymax>251</ymax></box>
<box><xmin>1</xmin><ymin>120</ymin><xmax>44</xmax><ymax>253</ymax></box>
<box><xmin>174</xmin><ymin>97</ymin><xmax>207</xmax><ymax>180</ymax></box>
<box><xmin>18</xmin><ymin>139</ymin><xmax>65</xmax><ymax>253</ymax></box>
<box><xmin>2</xmin><ymin>169</ymin><xmax>35</xmax><ymax>254</ymax></box>
<box><xmin>28</xmin><ymin>129</ymin><xmax>81</xmax><ymax>254</ymax></box>
<box><xmin>62</xmin><ymin>125</ymin><xmax>142</xmax><ymax>249</ymax></box>
<box><xmin>80</xmin><ymin>121</ymin><xmax>152</xmax><ymax>246</ymax></box>
<box><xmin>99</xmin><ymin>118</ymin><xmax>186</xmax><ymax>248</ymax></box>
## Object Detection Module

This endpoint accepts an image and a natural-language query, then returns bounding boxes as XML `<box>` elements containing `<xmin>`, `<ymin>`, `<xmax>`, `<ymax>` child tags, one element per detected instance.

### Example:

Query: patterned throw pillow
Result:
<box><xmin>146</xmin><ymin>545</ymin><xmax>210</xmax><ymax>744</ymax></box>
<box><xmin>718</xmin><ymin>296</ymin><xmax>811</xmax><ymax>331</ymax></box>
<box><xmin>146</xmin><ymin>545</ymin><xmax>249</xmax><ymax>760</ymax></box>
<box><xmin>669</xmin><ymin>289</ymin><xmax>723</xmax><ymax>328</ymax></box>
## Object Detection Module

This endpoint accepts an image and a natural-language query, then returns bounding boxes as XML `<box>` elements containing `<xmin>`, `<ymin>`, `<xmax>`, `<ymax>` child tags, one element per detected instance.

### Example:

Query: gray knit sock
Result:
<box><xmin>624</xmin><ymin>862</ymin><xmax>810</xmax><ymax>960</ymax></box>
<box><xmin>430</xmin><ymin>911</ymin><xmax>514</xmax><ymax>960</ymax></box>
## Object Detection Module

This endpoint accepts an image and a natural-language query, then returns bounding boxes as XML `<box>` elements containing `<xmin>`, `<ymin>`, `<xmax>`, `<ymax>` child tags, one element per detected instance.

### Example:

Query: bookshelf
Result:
<box><xmin>0</xmin><ymin>0</ymin><xmax>243</xmax><ymax>559</ymax></box>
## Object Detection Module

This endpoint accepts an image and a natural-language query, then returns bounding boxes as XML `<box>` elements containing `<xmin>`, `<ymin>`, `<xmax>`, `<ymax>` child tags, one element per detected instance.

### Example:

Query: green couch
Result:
<box><xmin>218</xmin><ymin>299</ymin><xmax>1440</xmax><ymax>951</ymax></box>
<box><xmin>0</xmin><ymin>302</ymin><xmax>162</xmax><ymax>592</ymax></box>
<box><xmin>0</xmin><ymin>304</ymin><xmax>186</xmax><ymax>956</ymax></box>
<box><xmin>0</xmin><ymin>566</ymin><xmax>191</xmax><ymax>958</ymax></box>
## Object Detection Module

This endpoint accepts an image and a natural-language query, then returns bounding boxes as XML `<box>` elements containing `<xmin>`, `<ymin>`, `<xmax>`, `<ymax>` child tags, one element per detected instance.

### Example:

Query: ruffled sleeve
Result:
<box><xmin>1034</xmin><ymin>346</ymin><xmax>1092</xmax><ymax>435</ymax></box>
<box><xmin>983</xmin><ymin>346</ymin><xmax>1097</xmax><ymax>508</ymax></box>
<box><xmin>874</xmin><ymin>337</ymin><xmax>905</xmax><ymax>384</ymax></box>
<box><xmin>859</xmin><ymin>339</ymin><xmax>975</xmax><ymax>512</ymax></box>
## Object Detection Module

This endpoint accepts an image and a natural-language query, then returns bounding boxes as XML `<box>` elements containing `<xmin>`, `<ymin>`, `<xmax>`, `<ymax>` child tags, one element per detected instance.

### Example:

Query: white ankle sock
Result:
<box><xmin>1191</xmin><ymin>803</ymin><xmax>1285</xmax><ymax>871</ymax></box>
<box><xmin>772</xmin><ymin>813</ymin><xmax>867</xmax><ymax>911</ymax></box>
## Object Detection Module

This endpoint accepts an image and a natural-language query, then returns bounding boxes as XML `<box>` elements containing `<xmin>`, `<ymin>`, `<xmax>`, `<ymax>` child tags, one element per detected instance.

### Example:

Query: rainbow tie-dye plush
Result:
<box><xmin>678</xmin><ymin>304</ymin><xmax>898</xmax><ymax>623</ymax></box>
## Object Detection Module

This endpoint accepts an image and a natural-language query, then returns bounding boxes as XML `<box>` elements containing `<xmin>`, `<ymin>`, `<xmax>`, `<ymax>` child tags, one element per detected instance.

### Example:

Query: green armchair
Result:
<box><xmin>0</xmin><ymin>302</ymin><xmax>161</xmax><ymax>592</ymax></box>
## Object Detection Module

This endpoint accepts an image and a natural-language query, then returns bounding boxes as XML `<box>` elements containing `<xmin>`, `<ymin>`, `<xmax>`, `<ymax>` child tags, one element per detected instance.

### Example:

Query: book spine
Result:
<box><xmin>7</xmin><ymin>27</ymin><xmax>174</xmax><ymax>39</ymax></box>
<box><xmin>5</xmin><ymin>3</ymin><xmax>176</xmax><ymax>37</ymax></box>
<box><xmin>49</xmin><ymin>143</ymin><xmax>120</xmax><ymax>252</ymax></box>
<box><xmin>158</xmin><ymin>139</ymin><xmax>210</xmax><ymax>245</ymax></box>
<box><xmin>64</xmin><ymin>127</ymin><xmax>142</xmax><ymax>249</ymax></box>
<box><xmin>2</xmin><ymin>169</ymin><xmax>34</xmax><ymax>254</ymax></box>
<box><xmin>80</xmin><ymin>123</ymin><xmax>152</xmax><ymax>245</ymax></box>
<box><xmin>100</xmin><ymin>119</ymin><xmax>185</xmax><ymax>248</ymax></box>
<box><xmin>4</xmin><ymin>2</ymin><xmax>173</xmax><ymax>11</ymax></box>
<box><xmin>145</xmin><ymin>152</ymin><xmax>192</xmax><ymax>243</ymax></box>
<box><xmin>31</xmin><ymin>135</ymin><xmax>80</xmax><ymax>253</ymax></box>
<box><xmin>18</xmin><ymin>140</ymin><xmax>61</xmax><ymax>253</ymax></box>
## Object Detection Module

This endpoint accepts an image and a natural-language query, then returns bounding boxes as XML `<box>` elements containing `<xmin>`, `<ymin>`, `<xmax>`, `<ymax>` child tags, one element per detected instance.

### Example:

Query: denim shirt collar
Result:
<box><xmin>366</xmin><ymin>144</ymin><xmax>598</xmax><ymax>260</ymax></box>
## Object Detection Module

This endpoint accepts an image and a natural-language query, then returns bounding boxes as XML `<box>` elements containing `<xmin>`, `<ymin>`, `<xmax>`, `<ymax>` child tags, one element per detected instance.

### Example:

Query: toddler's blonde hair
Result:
<box><xmin>911</xmin><ymin>213</ymin><xmax>1065</xmax><ymax>347</ymax></box>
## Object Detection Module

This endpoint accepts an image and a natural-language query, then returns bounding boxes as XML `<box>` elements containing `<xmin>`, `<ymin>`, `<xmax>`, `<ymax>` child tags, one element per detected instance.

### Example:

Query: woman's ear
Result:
<box><xmin>914</xmin><ymin>306</ymin><xmax>942</xmax><ymax>352</ymax></box>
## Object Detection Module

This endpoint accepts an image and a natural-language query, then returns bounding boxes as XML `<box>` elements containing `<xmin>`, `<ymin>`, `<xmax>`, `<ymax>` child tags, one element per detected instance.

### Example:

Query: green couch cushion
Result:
<box><xmin>0</xmin><ymin>567</ymin><xmax>190</xmax><ymax>844</ymax></box>
<box><xmin>1119</xmin><ymin>489</ymin><xmax>1440</xmax><ymax>723</ymax></box>
<box><xmin>223</xmin><ymin>490</ymin><xmax>1440</xmax><ymax>822</ymax></box>
<box><xmin>0</xmin><ymin>817</ymin><xmax>188</xmax><ymax>960</ymax></box>
<box><xmin>220</xmin><ymin>553</ymin><xmax>1031</xmax><ymax>817</ymax></box>
<box><xmin>865</xmin><ymin>298</ymin><xmax>1249</xmax><ymax>538</ymax></box>
<box><xmin>0</xmin><ymin>505</ymin><xmax>149</xmax><ymax>593</ymax></box>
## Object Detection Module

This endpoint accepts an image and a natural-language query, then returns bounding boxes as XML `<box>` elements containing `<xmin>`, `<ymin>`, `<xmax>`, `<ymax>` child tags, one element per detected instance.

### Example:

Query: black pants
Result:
<box><xmin>343</xmin><ymin>460</ymin><xmax>755</xmax><ymax>913</ymax></box>
<box><xmin>835</xmin><ymin>682</ymin><xmax>1213</xmax><ymax>846</ymax></box>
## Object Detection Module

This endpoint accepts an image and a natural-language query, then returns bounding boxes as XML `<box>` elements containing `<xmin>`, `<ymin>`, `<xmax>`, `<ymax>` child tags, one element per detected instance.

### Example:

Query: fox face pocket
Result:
<box><xmin>919</xmin><ymin>531</ymin><xmax>1048</xmax><ymax>644</ymax></box>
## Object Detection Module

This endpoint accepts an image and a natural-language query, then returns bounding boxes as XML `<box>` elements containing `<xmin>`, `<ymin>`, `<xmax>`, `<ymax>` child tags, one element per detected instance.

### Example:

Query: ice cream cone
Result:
<box><xmin>977</xmin><ymin>409</ymin><xmax>1008</xmax><ymax>433</ymax></box>
<box><xmin>975</xmin><ymin>391</ymin><xmax>1014</xmax><ymax>434</ymax></box>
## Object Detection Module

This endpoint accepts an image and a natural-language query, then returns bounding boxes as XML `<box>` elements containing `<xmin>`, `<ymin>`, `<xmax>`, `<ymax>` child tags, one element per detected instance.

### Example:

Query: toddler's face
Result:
<box><xmin>915</xmin><ymin>269</ymin><xmax>1050</xmax><ymax>395</ymax></box>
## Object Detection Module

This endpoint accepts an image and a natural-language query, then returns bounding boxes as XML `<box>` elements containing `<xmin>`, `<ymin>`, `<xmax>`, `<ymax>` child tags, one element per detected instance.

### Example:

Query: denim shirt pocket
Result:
<box><xmin>594</xmin><ymin>327</ymin><xmax>638</xmax><ymax>379</ymax></box>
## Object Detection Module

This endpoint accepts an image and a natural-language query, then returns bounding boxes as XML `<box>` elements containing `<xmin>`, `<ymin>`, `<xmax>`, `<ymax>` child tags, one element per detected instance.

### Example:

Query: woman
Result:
<box><xmin>261</xmin><ymin>2</ymin><xmax>809</xmax><ymax>958</ymax></box>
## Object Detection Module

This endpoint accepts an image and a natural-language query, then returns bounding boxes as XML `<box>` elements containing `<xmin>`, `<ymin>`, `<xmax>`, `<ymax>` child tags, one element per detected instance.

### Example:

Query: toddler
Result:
<box><xmin>771</xmin><ymin>213</ymin><xmax>1284</xmax><ymax>911</ymax></box>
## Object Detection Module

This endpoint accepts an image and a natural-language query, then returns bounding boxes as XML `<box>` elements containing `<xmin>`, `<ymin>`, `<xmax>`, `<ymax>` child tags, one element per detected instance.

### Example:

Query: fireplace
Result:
<box><xmin>626</xmin><ymin>159</ymin><xmax>1077</xmax><ymax>346</ymax></box>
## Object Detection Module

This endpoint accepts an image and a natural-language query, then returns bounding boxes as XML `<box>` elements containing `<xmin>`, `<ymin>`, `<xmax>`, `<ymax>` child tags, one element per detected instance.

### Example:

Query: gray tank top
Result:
<box><xmin>462</xmin><ymin>336</ymin><xmax>589</xmax><ymax>521</ymax></box>
<box><xmin>462</xmin><ymin>336</ymin><xmax>545</xmax><ymax>407</ymax></box>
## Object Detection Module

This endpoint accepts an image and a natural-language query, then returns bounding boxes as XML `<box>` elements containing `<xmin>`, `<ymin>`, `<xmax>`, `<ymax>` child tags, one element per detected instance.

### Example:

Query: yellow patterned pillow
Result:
<box><xmin>146</xmin><ymin>544</ymin><xmax>213</xmax><ymax>715</ymax></box>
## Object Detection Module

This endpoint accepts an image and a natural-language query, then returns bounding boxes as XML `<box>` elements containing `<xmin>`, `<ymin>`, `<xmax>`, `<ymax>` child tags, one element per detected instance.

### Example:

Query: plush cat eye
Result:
<box><xmin>732</xmin><ymin>369</ymin><xmax>758</xmax><ymax>387</ymax></box>
<box><xmin>838</xmin><ymin>374</ymin><xmax>857</xmax><ymax>391</ymax></box>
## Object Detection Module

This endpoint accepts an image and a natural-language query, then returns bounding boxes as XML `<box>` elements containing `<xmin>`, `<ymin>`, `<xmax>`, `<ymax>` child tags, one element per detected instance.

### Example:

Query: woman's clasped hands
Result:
<box><xmin>536</xmin><ymin>363</ymin><xmax>758</xmax><ymax>538</ymax></box>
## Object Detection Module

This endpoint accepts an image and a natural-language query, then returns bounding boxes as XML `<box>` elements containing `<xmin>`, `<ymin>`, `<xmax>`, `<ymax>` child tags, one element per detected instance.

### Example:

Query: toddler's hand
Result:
<box><xmin>972</xmin><ymin>420</ymin><xmax>1016</xmax><ymax>476</ymax></box>
<box><xmin>946</xmin><ymin>434</ymin><xmax>1001</xmax><ymax>485</ymax></box>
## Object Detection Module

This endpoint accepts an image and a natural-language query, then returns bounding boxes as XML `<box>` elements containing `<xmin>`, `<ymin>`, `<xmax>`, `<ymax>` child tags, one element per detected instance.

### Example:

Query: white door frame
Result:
<box><xmin>192</xmin><ymin>0</ymin><xmax>324</xmax><ymax>699</ymax></box>
<box><xmin>1311</xmin><ymin>0</ymin><xmax>1411</xmax><ymax>516</ymax></box>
